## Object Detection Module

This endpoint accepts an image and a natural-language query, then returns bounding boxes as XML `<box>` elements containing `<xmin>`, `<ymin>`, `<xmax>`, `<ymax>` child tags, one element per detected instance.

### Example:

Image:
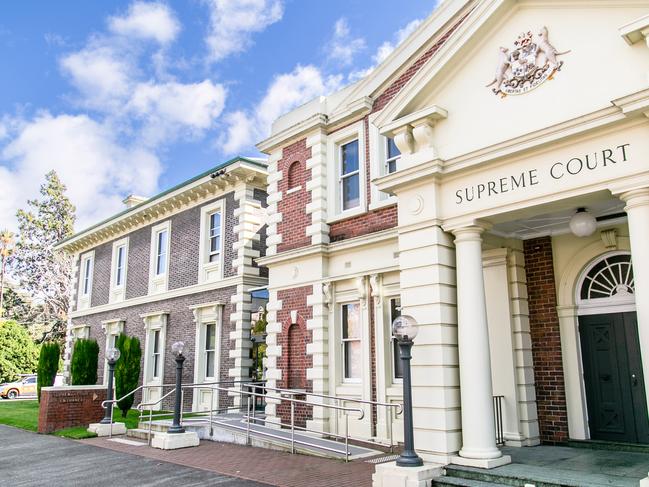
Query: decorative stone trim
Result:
<box><xmin>265</xmin><ymin>149</ymin><xmax>283</xmax><ymax>256</ymax></box>
<box><xmin>228</xmin><ymin>284</ymin><xmax>254</xmax><ymax>406</ymax></box>
<box><xmin>305</xmin><ymin>130</ymin><xmax>329</xmax><ymax>246</ymax></box>
<box><xmin>306</xmin><ymin>282</ymin><xmax>330</xmax><ymax>432</ymax></box>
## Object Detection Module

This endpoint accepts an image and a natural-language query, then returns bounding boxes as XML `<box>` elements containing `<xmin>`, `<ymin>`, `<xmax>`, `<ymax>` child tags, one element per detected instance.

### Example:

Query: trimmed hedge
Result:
<box><xmin>70</xmin><ymin>339</ymin><xmax>99</xmax><ymax>385</ymax></box>
<box><xmin>115</xmin><ymin>334</ymin><xmax>142</xmax><ymax>417</ymax></box>
<box><xmin>37</xmin><ymin>342</ymin><xmax>60</xmax><ymax>401</ymax></box>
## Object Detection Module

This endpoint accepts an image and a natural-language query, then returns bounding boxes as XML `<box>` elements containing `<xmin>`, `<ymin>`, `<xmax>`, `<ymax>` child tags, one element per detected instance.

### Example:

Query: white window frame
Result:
<box><xmin>368</xmin><ymin>116</ymin><xmax>398</xmax><ymax>210</ymax></box>
<box><xmin>141</xmin><ymin>312</ymin><xmax>168</xmax><ymax>407</ymax></box>
<box><xmin>327</xmin><ymin>121</ymin><xmax>367</xmax><ymax>223</ymax></box>
<box><xmin>77</xmin><ymin>251</ymin><xmax>95</xmax><ymax>310</ymax></box>
<box><xmin>341</xmin><ymin>301</ymin><xmax>362</xmax><ymax>384</ymax></box>
<box><xmin>388</xmin><ymin>297</ymin><xmax>403</xmax><ymax>383</ymax></box>
<box><xmin>190</xmin><ymin>302</ymin><xmax>223</xmax><ymax>411</ymax></box>
<box><xmin>198</xmin><ymin>200</ymin><xmax>225</xmax><ymax>284</ymax></box>
<box><xmin>109</xmin><ymin>237</ymin><xmax>129</xmax><ymax>303</ymax></box>
<box><xmin>101</xmin><ymin>319</ymin><xmax>124</xmax><ymax>384</ymax></box>
<box><xmin>149</xmin><ymin>221</ymin><xmax>171</xmax><ymax>294</ymax></box>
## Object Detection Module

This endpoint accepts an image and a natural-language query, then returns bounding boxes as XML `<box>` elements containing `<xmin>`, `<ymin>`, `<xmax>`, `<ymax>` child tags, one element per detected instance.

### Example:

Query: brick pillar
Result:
<box><xmin>523</xmin><ymin>236</ymin><xmax>569</xmax><ymax>444</ymax></box>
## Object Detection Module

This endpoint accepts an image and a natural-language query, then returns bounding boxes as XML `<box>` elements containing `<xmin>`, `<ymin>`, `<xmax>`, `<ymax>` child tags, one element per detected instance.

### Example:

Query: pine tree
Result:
<box><xmin>11</xmin><ymin>171</ymin><xmax>76</xmax><ymax>341</ymax></box>
<box><xmin>115</xmin><ymin>334</ymin><xmax>142</xmax><ymax>417</ymax></box>
<box><xmin>70</xmin><ymin>338</ymin><xmax>99</xmax><ymax>385</ymax></box>
<box><xmin>37</xmin><ymin>342</ymin><xmax>60</xmax><ymax>401</ymax></box>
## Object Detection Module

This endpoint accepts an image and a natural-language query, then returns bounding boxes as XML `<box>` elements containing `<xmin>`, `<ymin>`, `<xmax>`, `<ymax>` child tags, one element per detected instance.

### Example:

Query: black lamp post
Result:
<box><xmin>168</xmin><ymin>341</ymin><xmax>186</xmax><ymax>434</ymax></box>
<box><xmin>100</xmin><ymin>347</ymin><xmax>121</xmax><ymax>424</ymax></box>
<box><xmin>392</xmin><ymin>315</ymin><xmax>423</xmax><ymax>467</ymax></box>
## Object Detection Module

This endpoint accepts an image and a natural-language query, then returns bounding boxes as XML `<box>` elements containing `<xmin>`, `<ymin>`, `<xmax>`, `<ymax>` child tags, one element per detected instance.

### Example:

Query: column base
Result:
<box><xmin>451</xmin><ymin>454</ymin><xmax>511</xmax><ymax>469</ymax></box>
<box><xmin>151</xmin><ymin>431</ymin><xmax>200</xmax><ymax>450</ymax></box>
<box><xmin>372</xmin><ymin>461</ymin><xmax>443</xmax><ymax>487</ymax></box>
<box><xmin>87</xmin><ymin>422</ymin><xmax>127</xmax><ymax>437</ymax></box>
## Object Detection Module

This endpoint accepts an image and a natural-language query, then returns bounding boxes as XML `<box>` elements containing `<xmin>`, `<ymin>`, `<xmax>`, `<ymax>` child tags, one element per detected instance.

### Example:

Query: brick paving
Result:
<box><xmin>82</xmin><ymin>437</ymin><xmax>375</xmax><ymax>487</ymax></box>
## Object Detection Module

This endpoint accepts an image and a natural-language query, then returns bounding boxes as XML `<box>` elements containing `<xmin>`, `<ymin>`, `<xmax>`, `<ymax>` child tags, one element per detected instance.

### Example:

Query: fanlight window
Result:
<box><xmin>580</xmin><ymin>254</ymin><xmax>634</xmax><ymax>301</ymax></box>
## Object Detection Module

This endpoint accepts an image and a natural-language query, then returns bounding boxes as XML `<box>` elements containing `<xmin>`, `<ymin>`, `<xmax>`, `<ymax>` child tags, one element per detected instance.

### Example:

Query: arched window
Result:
<box><xmin>578</xmin><ymin>252</ymin><xmax>634</xmax><ymax>303</ymax></box>
<box><xmin>287</xmin><ymin>161</ymin><xmax>302</xmax><ymax>190</ymax></box>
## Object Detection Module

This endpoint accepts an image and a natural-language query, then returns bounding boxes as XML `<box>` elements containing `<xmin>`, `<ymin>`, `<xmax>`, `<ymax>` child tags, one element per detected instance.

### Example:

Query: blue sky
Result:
<box><xmin>0</xmin><ymin>0</ymin><xmax>436</xmax><ymax>231</ymax></box>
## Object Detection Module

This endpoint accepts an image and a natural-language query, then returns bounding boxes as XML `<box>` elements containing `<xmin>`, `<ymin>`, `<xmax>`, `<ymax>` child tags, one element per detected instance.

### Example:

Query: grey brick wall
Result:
<box><xmin>74</xmin><ymin>286</ymin><xmax>238</xmax><ymax>410</ymax></box>
<box><xmin>168</xmin><ymin>204</ymin><xmax>201</xmax><ymax>290</ymax></box>
<box><xmin>125</xmin><ymin>226</ymin><xmax>151</xmax><ymax>300</ymax></box>
<box><xmin>91</xmin><ymin>241</ymin><xmax>112</xmax><ymax>307</ymax></box>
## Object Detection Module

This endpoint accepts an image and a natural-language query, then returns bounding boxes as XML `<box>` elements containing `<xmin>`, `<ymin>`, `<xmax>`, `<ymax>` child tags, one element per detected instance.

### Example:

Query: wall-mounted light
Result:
<box><xmin>569</xmin><ymin>208</ymin><xmax>597</xmax><ymax>237</ymax></box>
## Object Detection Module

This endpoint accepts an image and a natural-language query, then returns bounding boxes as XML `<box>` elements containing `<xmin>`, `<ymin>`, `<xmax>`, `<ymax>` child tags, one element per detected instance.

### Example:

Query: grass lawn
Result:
<box><xmin>0</xmin><ymin>399</ymin><xmax>152</xmax><ymax>438</ymax></box>
<box><xmin>0</xmin><ymin>400</ymin><xmax>39</xmax><ymax>431</ymax></box>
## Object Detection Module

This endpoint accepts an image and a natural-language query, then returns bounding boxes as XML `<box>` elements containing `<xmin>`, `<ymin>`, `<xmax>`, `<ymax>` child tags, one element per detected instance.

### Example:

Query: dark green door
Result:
<box><xmin>579</xmin><ymin>312</ymin><xmax>649</xmax><ymax>443</ymax></box>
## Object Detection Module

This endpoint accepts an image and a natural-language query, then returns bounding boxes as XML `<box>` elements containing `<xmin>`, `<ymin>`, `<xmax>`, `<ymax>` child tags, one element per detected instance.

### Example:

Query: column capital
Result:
<box><xmin>618</xmin><ymin>187</ymin><xmax>649</xmax><ymax>210</ymax></box>
<box><xmin>449</xmin><ymin>221</ymin><xmax>492</xmax><ymax>242</ymax></box>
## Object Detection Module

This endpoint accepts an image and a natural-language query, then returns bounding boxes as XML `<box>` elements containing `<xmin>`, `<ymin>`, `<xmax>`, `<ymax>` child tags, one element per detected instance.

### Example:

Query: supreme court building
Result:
<box><xmin>256</xmin><ymin>0</ymin><xmax>649</xmax><ymax>469</ymax></box>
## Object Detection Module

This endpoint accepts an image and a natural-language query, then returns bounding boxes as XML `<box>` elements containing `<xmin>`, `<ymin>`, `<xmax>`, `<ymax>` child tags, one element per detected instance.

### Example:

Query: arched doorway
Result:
<box><xmin>577</xmin><ymin>252</ymin><xmax>649</xmax><ymax>443</ymax></box>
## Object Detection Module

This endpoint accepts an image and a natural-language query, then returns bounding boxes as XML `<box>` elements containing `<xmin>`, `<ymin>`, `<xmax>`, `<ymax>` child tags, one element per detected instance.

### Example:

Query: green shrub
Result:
<box><xmin>114</xmin><ymin>334</ymin><xmax>142</xmax><ymax>417</ymax></box>
<box><xmin>37</xmin><ymin>342</ymin><xmax>60</xmax><ymax>401</ymax></box>
<box><xmin>0</xmin><ymin>320</ymin><xmax>39</xmax><ymax>383</ymax></box>
<box><xmin>70</xmin><ymin>339</ymin><xmax>99</xmax><ymax>385</ymax></box>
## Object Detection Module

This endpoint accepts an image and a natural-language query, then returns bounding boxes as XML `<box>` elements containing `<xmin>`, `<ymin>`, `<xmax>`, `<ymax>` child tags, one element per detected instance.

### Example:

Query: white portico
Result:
<box><xmin>371</xmin><ymin>0</ymin><xmax>649</xmax><ymax>470</ymax></box>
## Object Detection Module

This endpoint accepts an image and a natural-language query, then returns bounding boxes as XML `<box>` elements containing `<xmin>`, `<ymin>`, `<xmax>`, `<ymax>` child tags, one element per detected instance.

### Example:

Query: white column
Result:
<box><xmin>620</xmin><ymin>188</ymin><xmax>649</xmax><ymax>412</ymax></box>
<box><xmin>452</xmin><ymin>225</ymin><xmax>503</xmax><ymax>463</ymax></box>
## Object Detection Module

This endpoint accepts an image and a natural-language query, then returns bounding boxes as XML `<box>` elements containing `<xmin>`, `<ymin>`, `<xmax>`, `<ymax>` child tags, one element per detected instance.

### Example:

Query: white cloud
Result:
<box><xmin>204</xmin><ymin>0</ymin><xmax>284</xmax><ymax>62</ymax></box>
<box><xmin>220</xmin><ymin>65</ymin><xmax>341</xmax><ymax>154</ymax></box>
<box><xmin>60</xmin><ymin>43</ymin><xmax>134</xmax><ymax>111</ymax></box>
<box><xmin>348</xmin><ymin>18</ymin><xmax>422</xmax><ymax>82</ymax></box>
<box><xmin>327</xmin><ymin>18</ymin><xmax>366</xmax><ymax>66</ymax></box>
<box><xmin>129</xmin><ymin>80</ymin><xmax>227</xmax><ymax>143</ymax></box>
<box><xmin>108</xmin><ymin>1</ymin><xmax>180</xmax><ymax>44</ymax></box>
<box><xmin>373</xmin><ymin>19</ymin><xmax>422</xmax><ymax>65</ymax></box>
<box><xmin>0</xmin><ymin>113</ymin><xmax>161</xmax><ymax>231</ymax></box>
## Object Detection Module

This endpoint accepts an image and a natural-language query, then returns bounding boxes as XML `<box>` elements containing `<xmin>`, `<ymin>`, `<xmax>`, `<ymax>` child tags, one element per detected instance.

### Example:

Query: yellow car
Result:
<box><xmin>0</xmin><ymin>375</ymin><xmax>37</xmax><ymax>399</ymax></box>
<box><xmin>0</xmin><ymin>374</ymin><xmax>65</xmax><ymax>399</ymax></box>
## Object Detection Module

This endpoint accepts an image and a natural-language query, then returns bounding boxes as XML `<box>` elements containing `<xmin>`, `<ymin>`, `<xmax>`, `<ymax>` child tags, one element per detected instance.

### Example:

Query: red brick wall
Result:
<box><xmin>276</xmin><ymin>286</ymin><xmax>313</xmax><ymax>428</ymax></box>
<box><xmin>372</xmin><ymin>13</ymin><xmax>469</xmax><ymax>113</ymax></box>
<box><xmin>277</xmin><ymin>139</ymin><xmax>312</xmax><ymax>253</ymax></box>
<box><xmin>38</xmin><ymin>386</ymin><xmax>106</xmax><ymax>433</ymax></box>
<box><xmin>523</xmin><ymin>236</ymin><xmax>569</xmax><ymax>444</ymax></box>
<box><xmin>330</xmin><ymin>205</ymin><xmax>398</xmax><ymax>242</ymax></box>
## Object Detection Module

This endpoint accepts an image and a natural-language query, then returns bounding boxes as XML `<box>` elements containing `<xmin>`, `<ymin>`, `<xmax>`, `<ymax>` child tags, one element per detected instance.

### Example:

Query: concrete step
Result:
<box><xmin>137</xmin><ymin>421</ymin><xmax>169</xmax><ymax>433</ymax></box>
<box><xmin>444</xmin><ymin>464</ymin><xmax>639</xmax><ymax>487</ymax></box>
<box><xmin>127</xmin><ymin>428</ymin><xmax>154</xmax><ymax>441</ymax></box>
<box><xmin>433</xmin><ymin>477</ymin><xmax>508</xmax><ymax>487</ymax></box>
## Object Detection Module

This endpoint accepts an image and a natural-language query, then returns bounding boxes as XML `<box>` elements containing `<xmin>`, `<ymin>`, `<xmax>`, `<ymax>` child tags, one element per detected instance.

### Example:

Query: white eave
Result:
<box><xmin>56</xmin><ymin>158</ymin><xmax>267</xmax><ymax>255</ymax></box>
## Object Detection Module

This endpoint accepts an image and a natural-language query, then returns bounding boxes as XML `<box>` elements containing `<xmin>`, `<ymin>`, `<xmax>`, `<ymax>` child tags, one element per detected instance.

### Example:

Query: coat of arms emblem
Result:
<box><xmin>487</xmin><ymin>27</ymin><xmax>569</xmax><ymax>97</ymax></box>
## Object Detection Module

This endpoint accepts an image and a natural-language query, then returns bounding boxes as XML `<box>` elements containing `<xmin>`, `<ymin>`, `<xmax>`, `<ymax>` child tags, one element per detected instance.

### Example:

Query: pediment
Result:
<box><xmin>373</xmin><ymin>0</ymin><xmax>649</xmax><ymax>164</ymax></box>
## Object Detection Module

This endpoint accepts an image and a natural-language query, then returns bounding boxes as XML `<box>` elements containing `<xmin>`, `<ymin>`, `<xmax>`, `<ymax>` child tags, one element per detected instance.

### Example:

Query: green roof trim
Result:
<box><xmin>58</xmin><ymin>156</ymin><xmax>267</xmax><ymax>248</ymax></box>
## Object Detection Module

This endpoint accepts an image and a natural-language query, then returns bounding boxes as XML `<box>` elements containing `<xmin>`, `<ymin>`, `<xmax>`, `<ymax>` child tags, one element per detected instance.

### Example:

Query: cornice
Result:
<box><xmin>58</xmin><ymin>160</ymin><xmax>267</xmax><ymax>254</ymax></box>
<box><xmin>69</xmin><ymin>275</ymin><xmax>267</xmax><ymax>318</ymax></box>
<box><xmin>256</xmin><ymin>228</ymin><xmax>399</xmax><ymax>267</ymax></box>
<box><xmin>256</xmin><ymin>113</ymin><xmax>328</xmax><ymax>154</ymax></box>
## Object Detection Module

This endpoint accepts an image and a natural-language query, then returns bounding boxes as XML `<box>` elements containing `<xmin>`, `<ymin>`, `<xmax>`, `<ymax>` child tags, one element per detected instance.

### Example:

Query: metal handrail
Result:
<box><xmin>266</xmin><ymin>384</ymin><xmax>403</xmax><ymax>415</ymax></box>
<box><xmin>260</xmin><ymin>384</ymin><xmax>402</xmax><ymax>451</ymax></box>
<box><xmin>176</xmin><ymin>382</ymin><xmax>364</xmax><ymax>461</ymax></box>
<box><xmin>130</xmin><ymin>380</ymin><xmax>264</xmax><ymax>444</ymax></box>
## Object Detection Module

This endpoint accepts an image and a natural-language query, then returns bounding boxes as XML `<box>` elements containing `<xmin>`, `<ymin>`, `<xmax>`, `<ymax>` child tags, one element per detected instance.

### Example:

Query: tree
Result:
<box><xmin>114</xmin><ymin>334</ymin><xmax>142</xmax><ymax>417</ymax></box>
<box><xmin>70</xmin><ymin>339</ymin><xmax>99</xmax><ymax>385</ymax></box>
<box><xmin>11</xmin><ymin>171</ymin><xmax>76</xmax><ymax>341</ymax></box>
<box><xmin>37</xmin><ymin>342</ymin><xmax>60</xmax><ymax>401</ymax></box>
<box><xmin>0</xmin><ymin>230</ymin><xmax>15</xmax><ymax>318</ymax></box>
<box><xmin>0</xmin><ymin>320</ymin><xmax>39</xmax><ymax>383</ymax></box>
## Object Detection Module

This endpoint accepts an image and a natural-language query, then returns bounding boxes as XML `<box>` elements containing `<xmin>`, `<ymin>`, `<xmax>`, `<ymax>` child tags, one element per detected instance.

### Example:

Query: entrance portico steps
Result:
<box><xmin>434</xmin><ymin>462</ymin><xmax>644</xmax><ymax>487</ymax></box>
<box><xmin>127</xmin><ymin>414</ymin><xmax>381</xmax><ymax>461</ymax></box>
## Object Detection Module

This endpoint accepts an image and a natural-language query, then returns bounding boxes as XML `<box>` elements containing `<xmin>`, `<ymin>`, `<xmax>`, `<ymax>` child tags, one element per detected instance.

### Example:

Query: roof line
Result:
<box><xmin>58</xmin><ymin>156</ymin><xmax>267</xmax><ymax>247</ymax></box>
